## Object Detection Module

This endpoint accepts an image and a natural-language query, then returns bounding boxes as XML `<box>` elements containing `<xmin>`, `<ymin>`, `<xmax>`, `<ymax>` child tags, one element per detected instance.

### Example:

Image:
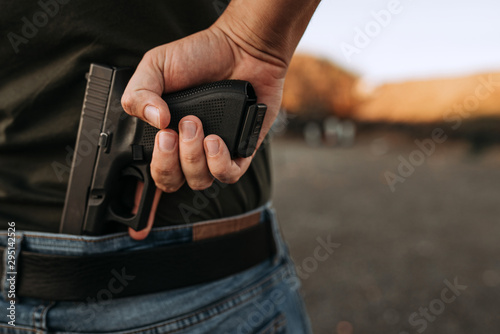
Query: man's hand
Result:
<box><xmin>122</xmin><ymin>0</ymin><xmax>321</xmax><ymax>239</ymax></box>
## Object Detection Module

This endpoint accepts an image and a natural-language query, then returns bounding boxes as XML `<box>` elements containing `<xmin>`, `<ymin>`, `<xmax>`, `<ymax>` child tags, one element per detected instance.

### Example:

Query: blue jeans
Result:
<box><xmin>0</xmin><ymin>205</ymin><xmax>312</xmax><ymax>333</ymax></box>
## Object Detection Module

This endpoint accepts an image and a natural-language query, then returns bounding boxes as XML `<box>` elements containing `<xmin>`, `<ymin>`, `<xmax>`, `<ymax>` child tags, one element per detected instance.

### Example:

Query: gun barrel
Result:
<box><xmin>59</xmin><ymin>64</ymin><xmax>114</xmax><ymax>234</ymax></box>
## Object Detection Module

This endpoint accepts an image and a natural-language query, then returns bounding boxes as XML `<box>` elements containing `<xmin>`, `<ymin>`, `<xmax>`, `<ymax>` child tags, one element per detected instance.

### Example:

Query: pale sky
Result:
<box><xmin>297</xmin><ymin>0</ymin><xmax>500</xmax><ymax>85</ymax></box>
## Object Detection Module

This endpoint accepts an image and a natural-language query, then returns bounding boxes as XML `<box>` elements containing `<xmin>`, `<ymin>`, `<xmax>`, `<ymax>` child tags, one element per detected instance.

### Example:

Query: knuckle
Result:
<box><xmin>152</xmin><ymin>165</ymin><xmax>175</xmax><ymax>179</ymax></box>
<box><xmin>224</xmin><ymin>174</ymin><xmax>241</xmax><ymax>184</ymax></box>
<box><xmin>155</xmin><ymin>183</ymin><xmax>169</xmax><ymax>193</ymax></box>
<box><xmin>143</xmin><ymin>49</ymin><xmax>156</xmax><ymax>61</ymax></box>
<box><xmin>182</xmin><ymin>153</ymin><xmax>202</xmax><ymax>165</ymax></box>
<box><xmin>188</xmin><ymin>178</ymin><xmax>214</xmax><ymax>191</ymax></box>
<box><xmin>121</xmin><ymin>94</ymin><xmax>133</xmax><ymax>114</ymax></box>
<box><xmin>211</xmin><ymin>170</ymin><xmax>229</xmax><ymax>181</ymax></box>
<box><xmin>152</xmin><ymin>167</ymin><xmax>184</xmax><ymax>192</ymax></box>
<box><xmin>212</xmin><ymin>168</ymin><xmax>239</xmax><ymax>184</ymax></box>
<box><xmin>156</xmin><ymin>181</ymin><xmax>184</xmax><ymax>193</ymax></box>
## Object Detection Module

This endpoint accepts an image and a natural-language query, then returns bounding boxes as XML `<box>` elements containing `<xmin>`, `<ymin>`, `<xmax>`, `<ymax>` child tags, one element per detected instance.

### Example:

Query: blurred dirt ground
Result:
<box><xmin>270</xmin><ymin>132</ymin><xmax>500</xmax><ymax>334</ymax></box>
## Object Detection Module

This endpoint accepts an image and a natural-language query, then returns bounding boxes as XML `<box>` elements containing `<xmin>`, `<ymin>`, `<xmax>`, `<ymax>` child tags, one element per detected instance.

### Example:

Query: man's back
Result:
<box><xmin>0</xmin><ymin>0</ymin><xmax>319</xmax><ymax>331</ymax></box>
<box><xmin>0</xmin><ymin>0</ymin><xmax>271</xmax><ymax>232</ymax></box>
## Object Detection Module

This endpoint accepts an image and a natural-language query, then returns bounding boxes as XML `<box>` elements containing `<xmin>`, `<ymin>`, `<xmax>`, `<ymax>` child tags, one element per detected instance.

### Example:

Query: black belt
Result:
<box><xmin>1</xmin><ymin>218</ymin><xmax>275</xmax><ymax>301</ymax></box>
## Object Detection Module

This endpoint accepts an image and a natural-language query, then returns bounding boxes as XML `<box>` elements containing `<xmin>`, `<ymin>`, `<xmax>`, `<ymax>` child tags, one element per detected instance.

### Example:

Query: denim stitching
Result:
<box><xmin>0</xmin><ymin>206</ymin><xmax>269</xmax><ymax>247</ymax></box>
<box><xmin>122</xmin><ymin>266</ymin><xmax>290</xmax><ymax>334</ymax></box>
<box><xmin>39</xmin><ymin>302</ymin><xmax>55</xmax><ymax>331</ymax></box>
<box><xmin>31</xmin><ymin>304</ymin><xmax>45</xmax><ymax>332</ymax></box>
<box><xmin>0</xmin><ymin>324</ymin><xmax>38</xmax><ymax>333</ymax></box>
<box><xmin>24</xmin><ymin>235</ymin><xmax>192</xmax><ymax>253</ymax></box>
<box><xmin>0</xmin><ymin>225</ymin><xmax>188</xmax><ymax>243</ymax></box>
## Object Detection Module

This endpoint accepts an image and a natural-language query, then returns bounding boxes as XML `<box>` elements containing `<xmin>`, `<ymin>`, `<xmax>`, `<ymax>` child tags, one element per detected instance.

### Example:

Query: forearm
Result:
<box><xmin>214</xmin><ymin>0</ymin><xmax>321</xmax><ymax>66</ymax></box>
<box><xmin>122</xmin><ymin>1</ymin><xmax>321</xmax><ymax>223</ymax></box>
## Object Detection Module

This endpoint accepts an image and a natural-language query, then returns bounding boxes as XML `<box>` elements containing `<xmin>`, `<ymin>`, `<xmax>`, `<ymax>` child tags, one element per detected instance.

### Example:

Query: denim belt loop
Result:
<box><xmin>1</xmin><ymin>230</ymin><xmax>24</xmax><ymax>302</ymax></box>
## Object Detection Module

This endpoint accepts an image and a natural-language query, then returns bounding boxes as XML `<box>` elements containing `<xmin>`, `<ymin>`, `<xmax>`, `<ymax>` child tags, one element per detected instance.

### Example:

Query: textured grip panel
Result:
<box><xmin>131</xmin><ymin>80</ymin><xmax>257</xmax><ymax>159</ymax></box>
<box><xmin>142</xmin><ymin>123</ymin><xmax>157</xmax><ymax>152</ymax></box>
<box><xmin>165</xmin><ymin>81</ymin><xmax>232</xmax><ymax>101</ymax></box>
<box><xmin>138</xmin><ymin>96</ymin><xmax>229</xmax><ymax>154</ymax></box>
<box><xmin>168</xmin><ymin>98</ymin><xmax>226</xmax><ymax>133</ymax></box>
<box><xmin>160</xmin><ymin>80</ymin><xmax>256</xmax><ymax>156</ymax></box>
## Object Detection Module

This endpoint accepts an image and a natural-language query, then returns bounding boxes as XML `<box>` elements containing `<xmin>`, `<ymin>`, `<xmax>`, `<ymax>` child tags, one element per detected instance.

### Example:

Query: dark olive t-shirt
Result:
<box><xmin>0</xmin><ymin>0</ymin><xmax>271</xmax><ymax>233</ymax></box>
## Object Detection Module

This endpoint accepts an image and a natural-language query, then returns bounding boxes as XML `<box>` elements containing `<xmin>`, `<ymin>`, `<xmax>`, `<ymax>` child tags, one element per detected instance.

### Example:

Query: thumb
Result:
<box><xmin>128</xmin><ymin>182</ymin><xmax>163</xmax><ymax>240</ymax></box>
<box><xmin>121</xmin><ymin>51</ymin><xmax>171</xmax><ymax>129</ymax></box>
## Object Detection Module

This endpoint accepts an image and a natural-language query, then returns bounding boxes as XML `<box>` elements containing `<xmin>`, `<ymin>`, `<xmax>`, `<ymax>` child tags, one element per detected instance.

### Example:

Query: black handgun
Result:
<box><xmin>59</xmin><ymin>64</ymin><xmax>267</xmax><ymax>235</ymax></box>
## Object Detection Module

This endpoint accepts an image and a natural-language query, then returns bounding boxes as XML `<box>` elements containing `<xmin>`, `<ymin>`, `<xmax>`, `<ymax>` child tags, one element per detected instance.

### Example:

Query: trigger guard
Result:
<box><xmin>121</xmin><ymin>166</ymin><xmax>144</xmax><ymax>181</ymax></box>
<box><xmin>106</xmin><ymin>163</ymin><xmax>154</xmax><ymax>231</ymax></box>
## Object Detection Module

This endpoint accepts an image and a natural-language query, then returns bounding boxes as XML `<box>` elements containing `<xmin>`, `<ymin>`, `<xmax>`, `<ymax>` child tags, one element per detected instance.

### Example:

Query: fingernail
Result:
<box><xmin>145</xmin><ymin>105</ymin><xmax>159</xmax><ymax>127</ymax></box>
<box><xmin>206</xmin><ymin>139</ymin><xmax>219</xmax><ymax>156</ymax></box>
<box><xmin>180</xmin><ymin>121</ymin><xmax>196</xmax><ymax>141</ymax></box>
<box><xmin>159</xmin><ymin>132</ymin><xmax>176</xmax><ymax>152</ymax></box>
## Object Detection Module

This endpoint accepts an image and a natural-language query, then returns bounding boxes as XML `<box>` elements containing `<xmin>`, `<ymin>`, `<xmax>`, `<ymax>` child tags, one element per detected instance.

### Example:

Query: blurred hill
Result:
<box><xmin>282</xmin><ymin>54</ymin><xmax>359</xmax><ymax>118</ymax></box>
<box><xmin>282</xmin><ymin>54</ymin><xmax>500</xmax><ymax>124</ymax></box>
<box><xmin>353</xmin><ymin>73</ymin><xmax>500</xmax><ymax>123</ymax></box>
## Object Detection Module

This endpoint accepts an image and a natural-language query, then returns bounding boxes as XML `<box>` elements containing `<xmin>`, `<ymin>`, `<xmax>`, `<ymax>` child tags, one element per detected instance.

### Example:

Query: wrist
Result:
<box><xmin>213</xmin><ymin>0</ymin><xmax>321</xmax><ymax>67</ymax></box>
